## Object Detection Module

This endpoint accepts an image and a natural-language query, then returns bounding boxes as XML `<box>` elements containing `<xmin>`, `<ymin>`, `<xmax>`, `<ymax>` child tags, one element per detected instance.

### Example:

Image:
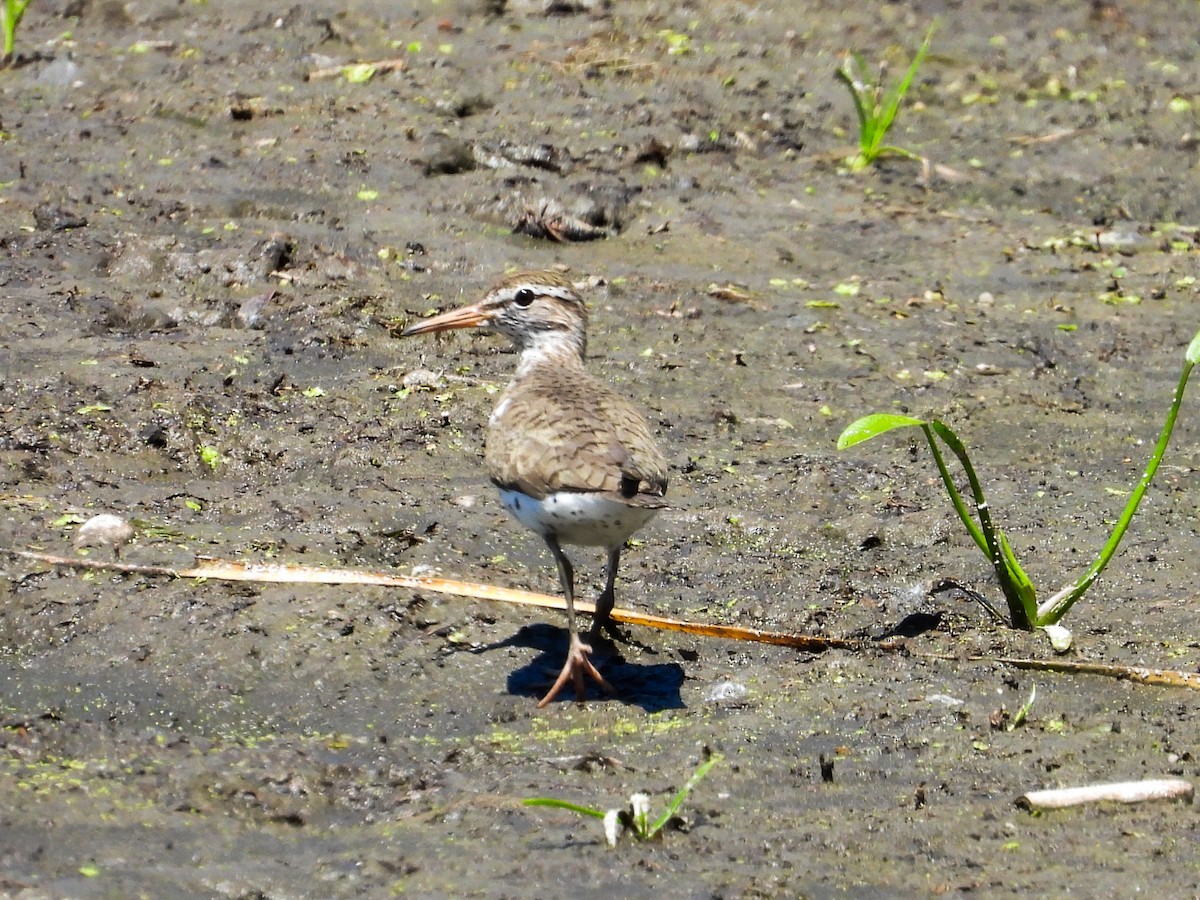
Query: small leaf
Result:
<box><xmin>837</xmin><ymin>413</ymin><xmax>927</xmax><ymax>450</ymax></box>
<box><xmin>343</xmin><ymin>63</ymin><xmax>377</xmax><ymax>84</ymax></box>
<box><xmin>1186</xmin><ymin>327</ymin><xmax>1200</xmax><ymax>365</ymax></box>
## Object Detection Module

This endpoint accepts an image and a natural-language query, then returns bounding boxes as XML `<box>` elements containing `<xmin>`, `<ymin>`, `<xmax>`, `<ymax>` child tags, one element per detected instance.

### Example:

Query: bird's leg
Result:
<box><xmin>537</xmin><ymin>536</ymin><xmax>614</xmax><ymax>707</ymax></box>
<box><xmin>587</xmin><ymin>545</ymin><xmax>623</xmax><ymax>641</ymax></box>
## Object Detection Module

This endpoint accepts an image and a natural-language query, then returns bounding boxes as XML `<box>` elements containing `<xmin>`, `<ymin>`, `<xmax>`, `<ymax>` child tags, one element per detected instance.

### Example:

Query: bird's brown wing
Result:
<box><xmin>485</xmin><ymin>369</ymin><xmax>668</xmax><ymax>505</ymax></box>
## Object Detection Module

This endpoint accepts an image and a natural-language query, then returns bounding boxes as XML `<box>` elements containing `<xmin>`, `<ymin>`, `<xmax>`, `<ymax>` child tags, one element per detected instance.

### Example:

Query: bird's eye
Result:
<box><xmin>513</xmin><ymin>288</ymin><xmax>536</xmax><ymax>307</ymax></box>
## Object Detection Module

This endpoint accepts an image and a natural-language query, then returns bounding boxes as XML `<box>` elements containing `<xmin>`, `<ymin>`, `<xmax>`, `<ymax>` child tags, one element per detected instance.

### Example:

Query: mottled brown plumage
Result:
<box><xmin>403</xmin><ymin>270</ymin><xmax>668</xmax><ymax>707</ymax></box>
<box><xmin>486</xmin><ymin>359</ymin><xmax>668</xmax><ymax>503</ymax></box>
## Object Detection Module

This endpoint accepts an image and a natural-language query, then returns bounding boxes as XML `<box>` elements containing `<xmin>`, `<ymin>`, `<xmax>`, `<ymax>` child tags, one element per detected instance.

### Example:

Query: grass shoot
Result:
<box><xmin>835</xmin><ymin>22</ymin><xmax>935</xmax><ymax>171</ymax></box>
<box><xmin>523</xmin><ymin>752</ymin><xmax>722</xmax><ymax>847</ymax></box>
<box><xmin>837</xmin><ymin>326</ymin><xmax>1200</xmax><ymax>634</ymax></box>
<box><xmin>2</xmin><ymin>0</ymin><xmax>31</xmax><ymax>66</ymax></box>
<box><xmin>1008</xmin><ymin>683</ymin><xmax>1036</xmax><ymax>731</ymax></box>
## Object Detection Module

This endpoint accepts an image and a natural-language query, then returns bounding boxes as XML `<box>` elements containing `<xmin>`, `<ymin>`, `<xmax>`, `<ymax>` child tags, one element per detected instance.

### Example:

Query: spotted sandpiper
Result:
<box><xmin>402</xmin><ymin>270</ymin><xmax>668</xmax><ymax>707</ymax></box>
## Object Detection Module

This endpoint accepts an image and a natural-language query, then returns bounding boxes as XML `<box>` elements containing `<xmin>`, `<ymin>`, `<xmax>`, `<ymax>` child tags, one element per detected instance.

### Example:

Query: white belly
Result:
<box><xmin>498</xmin><ymin>488</ymin><xmax>659</xmax><ymax>548</ymax></box>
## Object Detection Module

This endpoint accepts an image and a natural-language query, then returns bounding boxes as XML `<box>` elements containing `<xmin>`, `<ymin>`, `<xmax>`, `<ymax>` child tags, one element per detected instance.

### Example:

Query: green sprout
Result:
<box><xmin>1008</xmin><ymin>683</ymin><xmax>1036</xmax><ymax>731</ymax></box>
<box><xmin>835</xmin><ymin>22</ymin><xmax>935</xmax><ymax>171</ymax></box>
<box><xmin>2</xmin><ymin>0</ymin><xmax>31</xmax><ymax>66</ymax></box>
<box><xmin>197</xmin><ymin>444</ymin><xmax>222</xmax><ymax>471</ymax></box>
<box><xmin>524</xmin><ymin>753</ymin><xmax>722</xmax><ymax>847</ymax></box>
<box><xmin>837</xmin><ymin>325</ymin><xmax>1200</xmax><ymax>632</ymax></box>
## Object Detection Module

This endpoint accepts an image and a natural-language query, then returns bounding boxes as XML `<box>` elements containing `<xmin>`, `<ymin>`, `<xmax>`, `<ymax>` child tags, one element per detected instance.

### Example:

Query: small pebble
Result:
<box><xmin>925</xmin><ymin>693</ymin><xmax>964</xmax><ymax>707</ymax></box>
<box><xmin>704</xmin><ymin>680</ymin><xmax>749</xmax><ymax>703</ymax></box>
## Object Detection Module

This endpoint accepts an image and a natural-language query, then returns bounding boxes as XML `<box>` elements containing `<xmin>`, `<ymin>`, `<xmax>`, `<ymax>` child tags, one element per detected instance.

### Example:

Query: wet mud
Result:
<box><xmin>2</xmin><ymin>1</ymin><xmax>1199</xmax><ymax>896</ymax></box>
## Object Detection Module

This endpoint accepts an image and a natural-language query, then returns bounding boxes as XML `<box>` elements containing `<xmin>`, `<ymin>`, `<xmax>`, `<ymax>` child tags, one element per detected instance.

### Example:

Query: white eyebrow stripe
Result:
<box><xmin>501</xmin><ymin>283</ymin><xmax>578</xmax><ymax>302</ymax></box>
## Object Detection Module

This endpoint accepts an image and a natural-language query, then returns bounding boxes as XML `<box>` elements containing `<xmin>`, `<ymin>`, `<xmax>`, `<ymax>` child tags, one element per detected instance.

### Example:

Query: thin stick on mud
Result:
<box><xmin>2</xmin><ymin>549</ymin><xmax>888</xmax><ymax>654</ymax></box>
<box><xmin>5</xmin><ymin>547</ymin><xmax>1200</xmax><ymax>690</ymax></box>
<box><xmin>1017</xmin><ymin>779</ymin><xmax>1194</xmax><ymax>811</ymax></box>
<box><xmin>305</xmin><ymin>58</ymin><xmax>408</xmax><ymax>81</ymax></box>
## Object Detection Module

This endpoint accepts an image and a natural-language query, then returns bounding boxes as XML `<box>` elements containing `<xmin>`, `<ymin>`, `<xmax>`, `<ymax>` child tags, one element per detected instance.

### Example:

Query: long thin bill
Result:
<box><xmin>401</xmin><ymin>302</ymin><xmax>488</xmax><ymax>336</ymax></box>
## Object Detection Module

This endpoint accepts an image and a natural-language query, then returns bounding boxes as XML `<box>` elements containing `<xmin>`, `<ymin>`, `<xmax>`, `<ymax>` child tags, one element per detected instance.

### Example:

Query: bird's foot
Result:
<box><xmin>537</xmin><ymin>632</ymin><xmax>614</xmax><ymax>708</ymax></box>
<box><xmin>593</xmin><ymin>619</ymin><xmax>657</xmax><ymax>654</ymax></box>
<box><xmin>590</xmin><ymin>616</ymin><xmax>632</xmax><ymax>645</ymax></box>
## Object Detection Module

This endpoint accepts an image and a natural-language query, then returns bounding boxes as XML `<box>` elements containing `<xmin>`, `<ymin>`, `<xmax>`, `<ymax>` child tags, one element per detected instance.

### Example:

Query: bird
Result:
<box><xmin>73</xmin><ymin>513</ymin><xmax>135</xmax><ymax>559</ymax></box>
<box><xmin>402</xmin><ymin>270</ymin><xmax>668</xmax><ymax>707</ymax></box>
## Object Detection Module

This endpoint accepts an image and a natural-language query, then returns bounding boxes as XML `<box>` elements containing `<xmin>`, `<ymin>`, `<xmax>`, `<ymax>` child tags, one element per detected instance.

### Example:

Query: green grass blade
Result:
<box><xmin>837</xmin><ymin>413</ymin><xmax>927</xmax><ymax>449</ymax></box>
<box><xmin>522</xmin><ymin>797</ymin><xmax>607</xmax><ymax>820</ymax></box>
<box><xmin>838</xmin><ymin>414</ymin><xmax>990</xmax><ymax>569</ymax></box>
<box><xmin>998</xmin><ymin>530</ymin><xmax>1038</xmax><ymax>610</ymax></box>
<box><xmin>877</xmin><ymin>23</ymin><xmax>935</xmax><ymax>136</ymax></box>
<box><xmin>1009</xmin><ymin>682</ymin><xmax>1036</xmax><ymax>729</ymax></box>
<box><xmin>834</xmin><ymin>66</ymin><xmax>871</xmax><ymax>133</ymax></box>
<box><xmin>3</xmin><ymin>0</ymin><xmax>30</xmax><ymax>59</ymax></box>
<box><xmin>648</xmin><ymin>753</ymin><xmax>723</xmax><ymax>838</ymax></box>
<box><xmin>840</xmin><ymin>411</ymin><xmax>1037</xmax><ymax>627</ymax></box>
<box><xmin>836</xmin><ymin>52</ymin><xmax>887</xmax><ymax>166</ymax></box>
<box><xmin>1037</xmin><ymin>352</ymin><xmax>1198</xmax><ymax>624</ymax></box>
<box><xmin>836</xmin><ymin>21</ymin><xmax>934</xmax><ymax>168</ymax></box>
<box><xmin>921</xmin><ymin>424</ymin><xmax>989</xmax><ymax>555</ymax></box>
<box><xmin>928</xmin><ymin>420</ymin><xmax>1036</xmax><ymax>628</ymax></box>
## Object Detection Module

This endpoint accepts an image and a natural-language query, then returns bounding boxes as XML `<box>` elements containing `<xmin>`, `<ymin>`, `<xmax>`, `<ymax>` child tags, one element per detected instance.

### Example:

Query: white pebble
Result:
<box><xmin>704</xmin><ymin>681</ymin><xmax>749</xmax><ymax>703</ymax></box>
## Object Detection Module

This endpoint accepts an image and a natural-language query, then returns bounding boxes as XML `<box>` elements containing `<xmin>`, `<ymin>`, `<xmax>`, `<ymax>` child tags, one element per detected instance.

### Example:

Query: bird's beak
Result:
<box><xmin>401</xmin><ymin>301</ymin><xmax>490</xmax><ymax>336</ymax></box>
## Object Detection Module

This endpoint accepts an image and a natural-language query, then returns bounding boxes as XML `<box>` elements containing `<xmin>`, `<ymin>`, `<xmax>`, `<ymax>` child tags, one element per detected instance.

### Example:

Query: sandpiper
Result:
<box><xmin>402</xmin><ymin>270</ymin><xmax>668</xmax><ymax>706</ymax></box>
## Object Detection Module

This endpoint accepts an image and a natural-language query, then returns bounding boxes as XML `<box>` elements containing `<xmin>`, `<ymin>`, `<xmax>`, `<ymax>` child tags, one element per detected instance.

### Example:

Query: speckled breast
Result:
<box><xmin>496</xmin><ymin>488</ymin><xmax>660</xmax><ymax>548</ymax></box>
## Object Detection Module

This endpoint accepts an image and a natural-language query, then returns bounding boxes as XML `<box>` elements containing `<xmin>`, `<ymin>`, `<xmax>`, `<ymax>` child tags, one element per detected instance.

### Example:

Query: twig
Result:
<box><xmin>1017</xmin><ymin>779</ymin><xmax>1194</xmax><ymax>811</ymax></box>
<box><xmin>305</xmin><ymin>58</ymin><xmax>408</xmax><ymax>81</ymax></box>
<box><xmin>2</xmin><ymin>549</ymin><xmax>893</xmax><ymax>654</ymax></box>
<box><xmin>980</xmin><ymin>655</ymin><xmax>1200</xmax><ymax>690</ymax></box>
<box><xmin>1009</xmin><ymin>127</ymin><xmax>1089</xmax><ymax>146</ymax></box>
<box><xmin>5</xmin><ymin>548</ymin><xmax>1200</xmax><ymax>690</ymax></box>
